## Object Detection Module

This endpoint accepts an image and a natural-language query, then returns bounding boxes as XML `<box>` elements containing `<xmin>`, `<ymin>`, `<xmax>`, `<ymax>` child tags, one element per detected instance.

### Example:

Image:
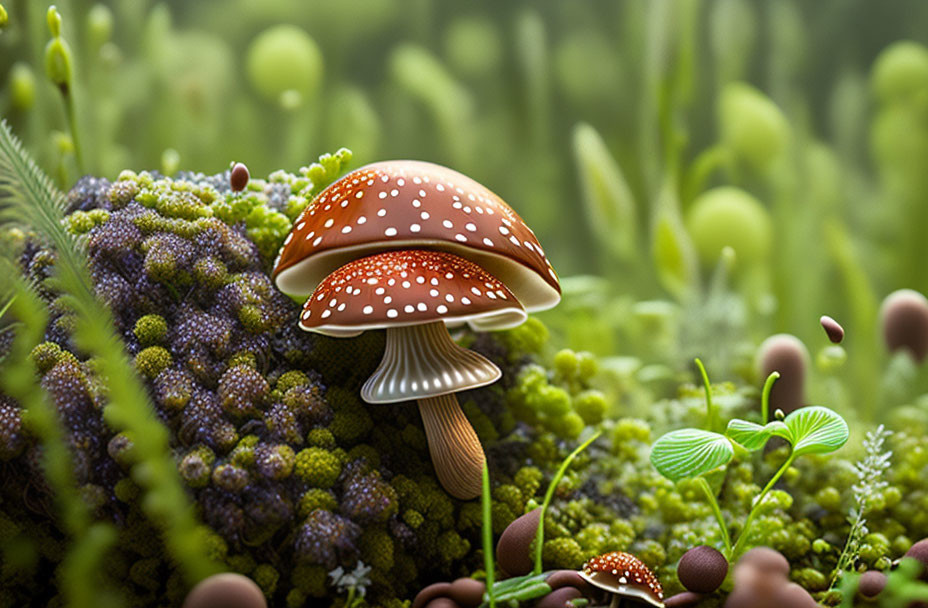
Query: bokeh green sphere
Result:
<box><xmin>246</xmin><ymin>25</ymin><xmax>323</xmax><ymax>105</ymax></box>
<box><xmin>871</xmin><ymin>40</ymin><xmax>928</xmax><ymax>104</ymax></box>
<box><xmin>719</xmin><ymin>82</ymin><xmax>789</xmax><ymax>171</ymax></box>
<box><xmin>686</xmin><ymin>186</ymin><xmax>772</xmax><ymax>269</ymax></box>
<box><xmin>444</xmin><ymin>17</ymin><xmax>501</xmax><ymax>78</ymax></box>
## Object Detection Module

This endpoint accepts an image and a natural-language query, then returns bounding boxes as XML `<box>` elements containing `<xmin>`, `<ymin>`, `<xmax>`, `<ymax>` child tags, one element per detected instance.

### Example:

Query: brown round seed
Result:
<box><xmin>230</xmin><ymin>162</ymin><xmax>250</xmax><ymax>192</ymax></box>
<box><xmin>820</xmin><ymin>315</ymin><xmax>845</xmax><ymax>343</ymax></box>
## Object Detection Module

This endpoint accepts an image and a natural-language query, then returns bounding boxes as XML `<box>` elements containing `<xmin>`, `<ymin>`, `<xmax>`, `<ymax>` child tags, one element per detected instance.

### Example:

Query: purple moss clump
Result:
<box><xmin>1</xmin><ymin>170</ymin><xmax>608</xmax><ymax>607</ymax></box>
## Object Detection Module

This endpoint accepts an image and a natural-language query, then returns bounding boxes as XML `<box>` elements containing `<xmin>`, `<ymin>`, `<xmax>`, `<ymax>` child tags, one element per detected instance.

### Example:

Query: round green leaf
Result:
<box><xmin>726</xmin><ymin>419</ymin><xmax>788</xmax><ymax>451</ymax></box>
<box><xmin>650</xmin><ymin>429</ymin><xmax>734</xmax><ymax>483</ymax></box>
<box><xmin>782</xmin><ymin>406</ymin><xmax>849</xmax><ymax>457</ymax></box>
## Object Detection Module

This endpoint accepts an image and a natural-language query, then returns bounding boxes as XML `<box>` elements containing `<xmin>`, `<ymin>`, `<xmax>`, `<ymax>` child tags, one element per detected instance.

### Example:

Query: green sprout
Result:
<box><xmin>649</xmin><ymin>363</ymin><xmax>849</xmax><ymax>560</ymax></box>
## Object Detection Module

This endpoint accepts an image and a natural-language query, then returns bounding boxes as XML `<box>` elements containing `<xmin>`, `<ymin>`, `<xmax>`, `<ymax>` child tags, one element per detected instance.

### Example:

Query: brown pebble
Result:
<box><xmin>736</xmin><ymin>547</ymin><xmax>791</xmax><ymax>578</ymax></box>
<box><xmin>677</xmin><ymin>545</ymin><xmax>729</xmax><ymax>594</ymax></box>
<box><xmin>425</xmin><ymin>599</ymin><xmax>462</xmax><ymax>608</ymax></box>
<box><xmin>534</xmin><ymin>586</ymin><xmax>582</xmax><ymax>608</ymax></box>
<box><xmin>545</xmin><ymin>570</ymin><xmax>589</xmax><ymax>593</ymax></box>
<box><xmin>664</xmin><ymin>591</ymin><xmax>705</xmax><ymax>607</ymax></box>
<box><xmin>413</xmin><ymin>582</ymin><xmax>453</xmax><ymax>608</ymax></box>
<box><xmin>820</xmin><ymin>315</ymin><xmax>845</xmax><ymax>343</ymax></box>
<box><xmin>774</xmin><ymin>582</ymin><xmax>818</xmax><ymax>607</ymax></box>
<box><xmin>881</xmin><ymin>289</ymin><xmax>928</xmax><ymax>362</ymax></box>
<box><xmin>496</xmin><ymin>507</ymin><xmax>541</xmax><ymax>577</ymax></box>
<box><xmin>448</xmin><ymin>578</ymin><xmax>485</xmax><ymax>608</ymax></box>
<box><xmin>758</xmin><ymin>334</ymin><xmax>808</xmax><ymax>416</ymax></box>
<box><xmin>230</xmin><ymin>162</ymin><xmax>250</xmax><ymax>192</ymax></box>
<box><xmin>905</xmin><ymin>538</ymin><xmax>928</xmax><ymax>581</ymax></box>
<box><xmin>182</xmin><ymin>573</ymin><xmax>267</xmax><ymax>608</ymax></box>
<box><xmin>858</xmin><ymin>570</ymin><xmax>887</xmax><ymax>598</ymax></box>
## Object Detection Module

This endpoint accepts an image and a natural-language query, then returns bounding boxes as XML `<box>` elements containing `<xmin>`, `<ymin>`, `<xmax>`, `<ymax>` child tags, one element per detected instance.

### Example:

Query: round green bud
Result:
<box><xmin>537</xmin><ymin>385</ymin><xmax>572</xmax><ymax>417</ymax></box>
<box><xmin>0</xmin><ymin>4</ymin><xmax>8</xmax><ymax>29</ymax></box>
<box><xmin>46</xmin><ymin>5</ymin><xmax>61</xmax><ymax>37</ymax></box>
<box><xmin>10</xmin><ymin>63</ymin><xmax>36</xmax><ymax>111</ymax></box>
<box><xmin>686</xmin><ymin>186</ymin><xmax>772</xmax><ymax>269</ymax></box>
<box><xmin>246</xmin><ymin>25</ymin><xmax>323</xmax><ymax>105</ymax></box>
<box><xmin>719</xmin><ymin>82</ymin><xmax>789</xmax><ymax>171</ymax></box>
<box><xmin>44</xmin><ymin>37</ymin><xmax>73</xmax><ymax>92</ymax></box>
<box><xmin>551</xmin><ymin>412</ymin><xmax>585</xmax><ymax>440</ymax></box>
<box><xmin>553</xmin><ymin>349</ymin><xmax>579</xmax><ymax>379</ymax></box>
<box><xmin>573</xmin><ymin>390</ymin><xmax>607</xmax><ymax>425</ymax></box>
<box><xmin>872</xmin><ymin>41</ymin><xmax>928</xmax><ymax>104</ymax></box>
<box><xmin>814</xmin><ymin>486</ymin><xmax>842</xmax><ymax>512</ymax></box>
<box><xmin>576</xmin><ymin>351</ymin><xmax>599</xmax><ymax>380</ymax></box>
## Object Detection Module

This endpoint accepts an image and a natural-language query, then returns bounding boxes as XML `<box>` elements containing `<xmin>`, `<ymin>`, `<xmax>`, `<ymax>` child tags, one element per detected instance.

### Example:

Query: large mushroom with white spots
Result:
<box><xmin>272</xmin><ymin>161</ymin><xmax>561</xmax><ymax>499</ymax></box>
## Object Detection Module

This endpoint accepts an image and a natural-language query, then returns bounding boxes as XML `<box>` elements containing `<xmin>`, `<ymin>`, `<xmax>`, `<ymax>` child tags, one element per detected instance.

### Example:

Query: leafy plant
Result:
<box><xmin>829</xmin><ymin>424</ymin><xmax>893</xmax><ymax>589</ymax></box>
<box><xmin>649</xmin><ymin>361</ymin><xmax>849</xmax><ymax>559</ymax></box>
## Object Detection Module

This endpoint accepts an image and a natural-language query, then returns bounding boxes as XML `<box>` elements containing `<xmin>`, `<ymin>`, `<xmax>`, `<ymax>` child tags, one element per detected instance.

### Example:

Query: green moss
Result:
<box><xmin>297</xmin><ymin>489</ymin><xmax>338</xmax><ymax>518</ymax></box>
<box><xmin>133</xmin><ymin>315</ymin><xmax>168</xmax><ymax>346</ymax></box>
<box><xmin>293</xmin><ymin>447</ymin><xmax>341</xmax><ymax>488</ymax></box>
<box><xmin>253</xmin><ymin>564</ymin><xmax>279</xmax><ymax>597</ymax></box>
<box><xmin>134</xmin><ymin>346</ymin><xmax>172</xmax><ymax>379</ymax></box>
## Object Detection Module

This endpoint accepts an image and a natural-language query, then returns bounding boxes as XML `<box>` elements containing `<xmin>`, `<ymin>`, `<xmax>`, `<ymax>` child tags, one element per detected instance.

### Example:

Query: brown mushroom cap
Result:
<box><xmin>677</xmin><ymin>545</ymin><xmax>728</xmax><ymax>594</ymax></box>
<box><xmin>757</xmin><ymin>335</ymin><xmax>809</xmax><ymax>417</ymax></box>
<box><xmin>273</xmin><ymin>160</ymin><xmax>560</xmax><ymax>312</ymax></box>
<box><xmin>299</xmin><ymin>249</ymin><xmax>525</xmax><ymax>338</ymax></box>
<box><xmin>182</xmin><ymin>573</ymin><xmax>267</xmax><ymax>608</ymax></box>
<box><xmin>580</xmin><ymin>551</ymin><xmax>664</xmax><ymax>607</ymax></box>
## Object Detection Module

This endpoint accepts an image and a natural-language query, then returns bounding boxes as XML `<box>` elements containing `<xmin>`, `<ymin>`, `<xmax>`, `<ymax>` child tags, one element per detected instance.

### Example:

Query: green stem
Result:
<box><xmin>64</xmin><ymin>89</ymin><xmax>84</xmax><ymax>174</ymax></box>
<box><xmin>695</xmin><ymin>358</ymin><xmax>716</xmax><ymax>432</ymax></box>
<box><xmin>345</xmin><ymin>586</ymin><xmax>356</xmax><ymax>608</ymax></box>
<box><xmin>482</xmin><ymin>460</ymin><xmax>495</xmax><ymax>608</ymax></box>
<box><xmin>697</xmin><ymin>476</ymin><xmax>731</xmax><ymax>556</ymax></box>
<box><xmin>533</xmin><ymin>430</ymin><xmax>602</xmax><ymax>575</ymax></box>
<box><xmin>731</xmin><ymin>451</ymin><xmax>796</xmax><ymax>558</ymax></box>
<box><xmin>761</xmin><ymin>371</ymin><xmax>780</xmax><ymax>423</ymax></box>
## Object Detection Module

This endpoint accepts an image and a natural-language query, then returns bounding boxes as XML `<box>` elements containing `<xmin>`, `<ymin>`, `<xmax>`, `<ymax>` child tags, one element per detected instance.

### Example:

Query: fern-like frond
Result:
<box><xmin>0</xmin><ymin>119</ymin><xmax>219</xmax><ymax>584</ymax></box>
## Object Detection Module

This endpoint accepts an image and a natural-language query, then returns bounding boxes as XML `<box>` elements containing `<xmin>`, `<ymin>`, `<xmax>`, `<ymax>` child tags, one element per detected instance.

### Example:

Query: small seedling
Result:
<box><xmin>650</xmin><ymin>361</ymin><xmax>849</xmax><ymax>560</ymax></box>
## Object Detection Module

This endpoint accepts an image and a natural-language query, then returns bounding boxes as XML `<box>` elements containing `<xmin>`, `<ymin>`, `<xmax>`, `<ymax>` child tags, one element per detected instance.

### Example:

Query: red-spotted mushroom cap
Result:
<box><xmin>580</xmin><ymin>552</ymin><xmax>664</xmax><ymax>608</ymax></box>
<box><xmin>299</xmin><ymin>249</ymin><xmax>526</xmax><ymax>338</ymax></box>
<box><xmin>273</xmin><ymin>160</ymin><xmax>560</xmax><ymax>312</ymax></box>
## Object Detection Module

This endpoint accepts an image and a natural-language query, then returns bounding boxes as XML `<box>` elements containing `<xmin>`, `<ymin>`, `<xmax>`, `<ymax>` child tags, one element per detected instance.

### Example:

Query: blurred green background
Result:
<box><xmin>4</xmin><ymin>0</ymin><xmax>928</xmax><ymax>413</ymax></box>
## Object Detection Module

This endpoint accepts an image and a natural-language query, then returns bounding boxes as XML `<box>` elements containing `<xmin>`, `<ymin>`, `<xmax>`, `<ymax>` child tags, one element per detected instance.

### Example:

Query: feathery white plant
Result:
<box><xmin>829</xmin><ymin>424</ymin><xmax>893</xmax><ymax>589</ymax></box>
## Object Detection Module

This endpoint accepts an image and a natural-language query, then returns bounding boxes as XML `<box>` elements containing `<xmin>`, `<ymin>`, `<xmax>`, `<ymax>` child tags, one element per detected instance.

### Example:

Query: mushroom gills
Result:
<box><xmin>361</xmin><ymin>321</ymin><xmax>501</xmax><ymax>403</ymax></box>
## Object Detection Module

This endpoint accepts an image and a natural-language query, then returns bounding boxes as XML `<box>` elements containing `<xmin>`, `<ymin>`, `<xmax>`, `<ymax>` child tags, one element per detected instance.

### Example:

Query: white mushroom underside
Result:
<box><xmin>579</xmin><ymin>570</ymin><xmax>664</xmax><ymax>608</ymax></box>
<box><xmin>275</xmin><ymin>239</ymin><xmax>560</xmax><ymax>315</ymax></box>
<box><xmin>361</xmin><ymin>322</ymin><xmax>501</xmax><ymax>404</ymax></box>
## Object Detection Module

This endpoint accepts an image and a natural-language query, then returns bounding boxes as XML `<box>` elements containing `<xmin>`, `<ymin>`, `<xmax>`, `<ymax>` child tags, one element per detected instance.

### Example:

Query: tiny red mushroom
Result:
<box><xmin>579</xmin><ymin>551</ymin><xmax>664</xmax><ymax>608</ymax></box>
<box><xmin>273</xmin><ymin>161</ymin><xmax>561</xmax><ymax>499</ymax></box>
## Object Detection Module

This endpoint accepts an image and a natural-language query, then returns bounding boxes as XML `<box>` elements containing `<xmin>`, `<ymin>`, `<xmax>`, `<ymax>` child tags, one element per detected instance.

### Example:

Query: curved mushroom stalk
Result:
<box><xmin>362</xmin><ymin>321</ymin><xmax>497</xmax><ymax>499</ymax></box>
<box><xmin>417</xmin><ymin>393</ymin><xmax>485</xmax><ymax>499</ymax></box>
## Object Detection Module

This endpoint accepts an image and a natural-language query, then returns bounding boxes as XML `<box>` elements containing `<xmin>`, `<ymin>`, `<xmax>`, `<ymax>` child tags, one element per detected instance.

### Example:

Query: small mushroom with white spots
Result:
<box><xmin>293</xmin><ymin>248</ymin><xmax>533</xmax><ymax>498</ymax></box>
<box><xmin>579</xmin><ymin>551</ymin><xmax>665</xmax><ymax>608</ymax></box>
<box><xmin>273</xmin><ymin>161</ymin><xmax>561</xmax><ymax>500</ymax></box>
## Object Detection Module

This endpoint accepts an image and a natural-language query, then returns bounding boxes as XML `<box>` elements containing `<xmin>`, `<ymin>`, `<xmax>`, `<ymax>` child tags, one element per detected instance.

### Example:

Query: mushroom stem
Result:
<box><xmin>417</xmin><ymin>392</ymin><xmax>485</xmax><ymax>499</ymax></box>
